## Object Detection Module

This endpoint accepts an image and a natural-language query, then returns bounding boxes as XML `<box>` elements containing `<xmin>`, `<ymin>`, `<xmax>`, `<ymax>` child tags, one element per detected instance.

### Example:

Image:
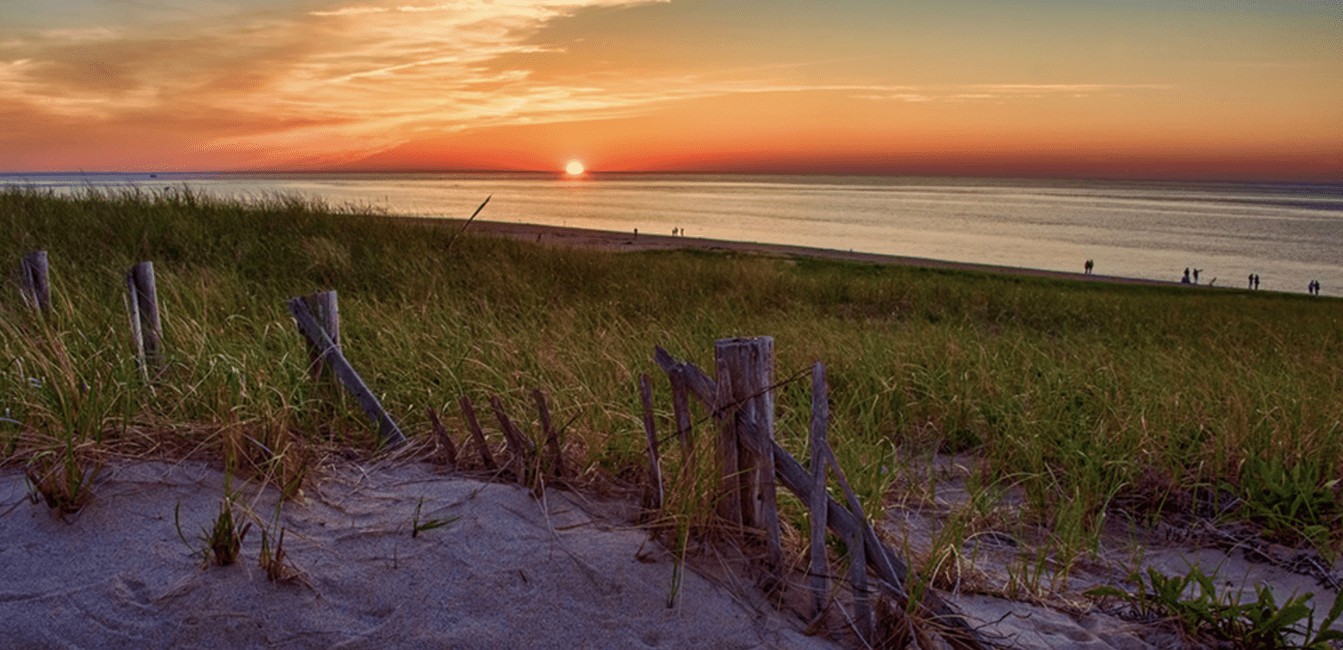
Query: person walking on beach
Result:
<box><xmin>1249</xmin><ymin>273</ymin><xmax>1254</xmax><ymax>290</ymax></box>
<box><xmin>1193</xmin><ymin>268</ymin><xmax>1200</xmax><ymax>284</ymax></box>
<box><xmin>1183</xmin><ymin>268</ymin><xmax>1191</xmax><ymax>284</ymax></box>
<box><xmin>1084</xmin><ymin>259</ymin><xmax>1093</xmax><ymax>275</ymax></box>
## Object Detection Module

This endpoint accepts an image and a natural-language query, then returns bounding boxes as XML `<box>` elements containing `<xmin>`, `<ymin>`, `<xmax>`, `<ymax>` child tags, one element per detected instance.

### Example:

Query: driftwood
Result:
<box><xmin>459</xmin><ymin>396</ymin><xmax>497</xmax><ymax>470</ymax></box>
<box><xmin>126</xmin><ymin>261</ymin><xmax>163</xmax><ymax>371</ymax></box>
<box><xmin>20</xmin><ymin>250</ymin><xmax>51</xmax><ymax>312</ymax></box>
<box><xmin>639</xmin><ymin>373</ymin><xmax>664</xmax><ymax>510</ymax></box>
<box><xmin>288</xmin><ymin>297</ymin><xmax>406</xmax><ymax>448</ymax></box>
<box><xmin>426</xmin><ymin>407</ymin><xmax>458</xmax><ymax>467</ymax></box>
<box><xmin>653</xmin><ymin>345</ymin><xmax>989</xmax><ymax>650</ymax></box>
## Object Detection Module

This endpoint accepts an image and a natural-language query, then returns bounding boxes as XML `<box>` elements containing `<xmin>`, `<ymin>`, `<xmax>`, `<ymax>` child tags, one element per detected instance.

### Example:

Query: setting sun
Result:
<box><xmin>565</xmin><ymin>160</ymin><xmax>585</xmax><ymax>175</ymax></box>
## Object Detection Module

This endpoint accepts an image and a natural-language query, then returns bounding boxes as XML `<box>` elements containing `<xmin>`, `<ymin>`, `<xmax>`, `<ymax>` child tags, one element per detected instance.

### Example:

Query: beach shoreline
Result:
<box><xmin>417</xmin><ymin>216</ymin><xmax>1180</xmax><ymax>288</ymax></box>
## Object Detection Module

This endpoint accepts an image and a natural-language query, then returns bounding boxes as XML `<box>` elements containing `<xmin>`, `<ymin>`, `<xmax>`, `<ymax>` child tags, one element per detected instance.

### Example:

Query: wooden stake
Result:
<box><xmin>713</xmin><ymin>337</ymin><xmax>781</xmax><ymax>567</ymax></box>
<box><xmin>825</xmin><ymin>439</ymin><xmax>871</xmax><ymax>642</ymax></box>
<box><xmin>489</xmin><ymin>395</ymin><xmax>533</xmax><ymax>485</ymax></box>
<box><xmin>459</xmin><ymin>396</ymin><xmax>496</xmax><ymax>470</ymax></box>
<box><xmin>288</xmin><ymin>297</ymin><xmax>406</xmax><ymax>448</ymax></box>
<box><xmin>533</xmin><ymin>388</ymin><xmax>565</xmax><ymax>478</ymax></box>
<box><xmin>809</xmin><ymin>362</ymin><xmax>830</xmax><ymax>618</ymax></box>
<box><xmin>126</xmin><ymin>261</ymin><xmax>163</xmax><ymax>370</ymax></box>
<box><xmin>670</xmin><ymin>366</ymin><xmax>694</xmax><ymax>458</ymax></box>
<box><xmin>426</xmin><ymin>407</ymin><xmax>458</xmax><ymax>467</ymax></box>
<box><xmin>639</xmin><ymin>373</ymin><xmax>663</xmax><ymax>510</ymax></box>
<box><xmin>301</xmin><ymin>291</ymin><xmax>339</xmax><ymax>382</ymax></box>
<box><xmin>20</xmin><ymin>250</ymin><xmax>51</xmax><ymax>313</ymax></box>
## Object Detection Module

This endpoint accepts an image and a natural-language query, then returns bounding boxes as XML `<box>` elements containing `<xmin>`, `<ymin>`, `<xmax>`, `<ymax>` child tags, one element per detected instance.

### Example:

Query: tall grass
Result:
<box><xmin>3</xmin><ymin>185</ymin><xmax>1341</xmax><ymax>576</ymax></box>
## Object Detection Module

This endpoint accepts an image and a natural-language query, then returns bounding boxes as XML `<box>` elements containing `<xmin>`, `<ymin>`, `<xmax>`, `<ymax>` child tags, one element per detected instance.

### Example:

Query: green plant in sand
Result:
<box><xmin>1086</xmin><ymin>566</ymin><xmax>1343</xmax><ymax>649</ymax></box>
<box><xmin>176</xmin><ymin>480</ymin><xmax>252</xmax><ymax>567</ymax></box>
<box><xmin>1235</xmin><ymin>457</ymin><xmax>1342</xmax><ymax>554</ymax></box>
<box><xmin>411</xmin><ymin>497</ymin><xmax>461</xmax><ymax>538</ymax></box>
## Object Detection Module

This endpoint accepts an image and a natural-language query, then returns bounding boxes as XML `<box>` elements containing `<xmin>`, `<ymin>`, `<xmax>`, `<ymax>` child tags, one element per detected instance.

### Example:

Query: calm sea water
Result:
<box><xmin>6</xmin><ymin>172</ymin><xmax>1342</xmax><ymax>297</ymax></box>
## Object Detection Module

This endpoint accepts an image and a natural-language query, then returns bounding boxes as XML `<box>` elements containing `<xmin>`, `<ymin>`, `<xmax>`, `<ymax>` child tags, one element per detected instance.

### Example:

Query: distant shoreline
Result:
<box><xmin>412</xmin><ymin>216</ymin><xmax>1182</xmax><ymax>288</ymax></box>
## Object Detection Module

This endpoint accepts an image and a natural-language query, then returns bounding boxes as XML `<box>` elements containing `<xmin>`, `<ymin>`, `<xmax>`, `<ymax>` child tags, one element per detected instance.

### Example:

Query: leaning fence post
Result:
<box><xmin>126</xmin><ymin>261</ymin><xmax>163</xmax><ymax>370</ymax></box>
<box><xmin>714</xmin><ymin>336</ymin><xmax>781</xmax><ymax>568</ymax></box>
<box><xmin>639</xmin><ymin>373</ymin><xmax>664</xmax><ymax>510</ymax></box>
<box><xmin>20</xmin><ymin>251</ymin><xmax>51</xmax><ymax>313</ymax></box>
<box><xmin>809</xmin><ymin>362</ymin><xmax>830</xmax><ymax>618</ymax></box>
<box><xmin>300</xmin><ymin>291</ymin><xmax>339</xmax><ymax>382</ymax></box>
<box><xmin>288</xmin><ymin>296</ymin><xmax>405</xmax><ymax>448</ymax></box>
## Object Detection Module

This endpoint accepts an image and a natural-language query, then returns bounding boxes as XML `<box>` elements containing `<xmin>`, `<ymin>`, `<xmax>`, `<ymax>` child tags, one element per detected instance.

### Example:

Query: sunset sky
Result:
<box><xmin>2</xmin><ymin>0</ymin><xmax>1340</xmax><ymax>180</ymax></box>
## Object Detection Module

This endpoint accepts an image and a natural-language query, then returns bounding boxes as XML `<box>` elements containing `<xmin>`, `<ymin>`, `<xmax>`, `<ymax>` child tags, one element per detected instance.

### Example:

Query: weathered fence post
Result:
<box><xmin>20</xmin><ymin>251</ymin><xmax>51</xmax><ymax>313</ymax></box>
<box><xmin>670</xmin><ymin>365</ymin><xmax>694</xmax><ymax>458</ymax></box>
<box><xmin>639</xmin><ymin>373</ymin><xmax>664</xmax><ymax>510</ymax></box>
<box><xmin>126</xmin><ymin>261</ymin><xmax>163</xmax><ymax>370</ymax></box>
<box><xmin>300</xmin><ymin>291</ymin><xmax>339</xmax><ymax>382</ymax></box>
<box><xmin>426</xmin><ymin>407</ymin><xmax>459</xmax><ymax>467</ymax></box>
<box><xmin>533</xmin><ymin>388</ymin><xmax>565</xmax><ymax>479</ymax></box>
<box><xmin>459</xmin><ymin>396</ymin><xmax>497</xmax><ymax>470</ymax></box>
<box><xmin>288</xmin><ymin>296</ymin><xmax>406</xmax><ymax>448</ymax></box>
<box><xmin>809</xmin><ymin>362</ymin><xmax>830</xmax><ymax>618</ymax></box>
<box><xmin>713</xmin><ymin>336</ymin><xmax>781</xmax><ymax>568</ymax></box>
<box><xmin>489</xmin><ymin>395</ymin><xmax>534</xmax><ymax>485</ymax></box>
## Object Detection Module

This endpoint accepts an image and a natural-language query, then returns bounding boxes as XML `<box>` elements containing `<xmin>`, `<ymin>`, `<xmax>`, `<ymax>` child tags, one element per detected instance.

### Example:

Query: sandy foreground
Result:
<box><xmin>4</xmin><ymin>456</ymin><xmax>1340</xmax><ymax>650</ymax></box>
<box><xmin>4</xmin><ymin>222</ymin><xmax>1337</xmax><ymax>649</ymax></box>
<box><xmin>1</xmin><ymin>460</ymin><xmax>841</xmax><ymax>650</ymax></box>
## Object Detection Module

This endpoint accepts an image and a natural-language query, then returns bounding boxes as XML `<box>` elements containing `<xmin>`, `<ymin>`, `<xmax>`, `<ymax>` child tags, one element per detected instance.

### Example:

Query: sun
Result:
<box><xmin>565</xmin><ymin>160</ymin><xmax>585</xmax><ymax>175</ymax></box>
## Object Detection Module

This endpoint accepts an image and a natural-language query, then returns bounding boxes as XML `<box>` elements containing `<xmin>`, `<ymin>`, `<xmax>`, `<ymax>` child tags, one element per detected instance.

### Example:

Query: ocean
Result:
<box><xmin>5</xmin><ymin>171</ymin><xmax>1341</xmax><ymax>297</ymax></box>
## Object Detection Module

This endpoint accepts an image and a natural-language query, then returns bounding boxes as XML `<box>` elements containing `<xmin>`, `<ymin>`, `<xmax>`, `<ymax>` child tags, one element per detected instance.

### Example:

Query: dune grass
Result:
<box><xmin>3</xmin><ymin>184</ymin><xmax>1342</xmax><ymax>591</ymax></box>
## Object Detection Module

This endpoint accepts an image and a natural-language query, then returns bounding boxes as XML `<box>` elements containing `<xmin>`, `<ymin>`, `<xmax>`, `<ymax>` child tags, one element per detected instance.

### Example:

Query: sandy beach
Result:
<box><xmin>432</xmin><ymin>217</ymin><xmax>1178</xmax><ymax>288</ymax></box>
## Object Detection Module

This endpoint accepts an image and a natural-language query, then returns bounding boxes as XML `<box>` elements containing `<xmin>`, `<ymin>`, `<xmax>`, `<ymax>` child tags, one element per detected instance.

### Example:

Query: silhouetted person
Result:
<box><xmin>1193</xmin><ymin>268</ymin><xmax>1200</xmax><ymax>284</ymax></box>
<box><xmin>1249</xmin><ymin>273</ymin><xmax>1254</xmax><ymax>289</ymax></box>
<box><xmin>1182</xmin><ymin>268</ymin><xmax>1191</xmax><ymax>284</ymax></box>
<box><xmin>1084</xmin><ymin>259</ymin><xmax>1094</xmax><ymax>275</ymax></box>
<box><xmin>1254</xmin><ymin>274</ymin><xmax>1260</xmax><ymax>290</ymax></box>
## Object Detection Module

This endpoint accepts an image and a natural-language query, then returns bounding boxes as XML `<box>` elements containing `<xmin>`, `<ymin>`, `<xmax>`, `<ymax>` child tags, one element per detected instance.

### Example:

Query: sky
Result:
<box><xmin>1</xmin><ymin>0</ymin><xmax>1340</xmax><ymax>180</ymax></box>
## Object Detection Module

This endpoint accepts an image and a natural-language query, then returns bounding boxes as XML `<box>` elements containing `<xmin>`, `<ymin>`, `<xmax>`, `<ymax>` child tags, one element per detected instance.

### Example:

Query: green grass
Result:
<box><xmin>3</xmin><ymin>185</ymin><xmax>1342</xmax><ymax>580</ymax></box>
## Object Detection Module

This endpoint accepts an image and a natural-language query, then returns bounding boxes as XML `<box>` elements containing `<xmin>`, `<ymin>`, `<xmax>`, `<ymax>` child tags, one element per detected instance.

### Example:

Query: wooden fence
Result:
<box><xmin>652</xmin><ymin>342</ymin><xmax>988</xmax><ymax>650</ymax></box>
<box><xmin>15</xmin><ymin>250</ymin><xmax>986</xmax><ymax>649</ymax></box>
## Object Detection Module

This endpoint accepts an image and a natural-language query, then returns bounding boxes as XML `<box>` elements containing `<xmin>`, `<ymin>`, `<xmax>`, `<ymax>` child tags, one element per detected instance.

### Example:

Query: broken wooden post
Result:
<box><xmin>459</xmin><ymin>396</ymin><xmax>497</xmax><ymax>470</ymax></box>
<box><xmin>20</xmin><ymin>251</ymin><xmax>51</xmax><ymax>313</ymax></box>
<box><xmin>426</xmin><ymin>407</ymin><xmax>459</xmax><ymax>467</ymax></box>
<box><xmin>300</xmin><ymin>291</ymin><xmax>339</xmax><ymax>382</ymax></box>
<box><xmin>639</xmin><ymin>373</ymin><xmax>664</xmax><ymax>510</ymax></box>
<box><xmin>288</xmin><ymin>297</ymin><xmax>406</xmax><ymax>448</ymax></box>
<box><xmin>126</xmin><ymin>261</ymin><xmax>164</xmax><ymax>373</ymax></box>
<box><xmin>713</xmin><ymin>337</ymin><xmax>781</xmax><ymax>567</ymax></box>
<box><xmin>533</xmin><ymin>388</ymin><xmax>565</xmax><ymax>478</ymax></box>
<box><xmin>809</xmin><ymin>362</ymin><xmax>830</xmax><ymax>618</ymax></box>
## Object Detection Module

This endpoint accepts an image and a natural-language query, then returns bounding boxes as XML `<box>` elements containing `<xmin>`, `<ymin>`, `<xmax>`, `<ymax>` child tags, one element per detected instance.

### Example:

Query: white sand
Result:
<box><xmin>0</xmin><ymin>460</ymin><xmax>842</xmax><ymax>650</ymax></box>
<box><xmin>5</xmin><ymin>457</ymin><xmax>1340</xmax><ymax>649</ymax></box>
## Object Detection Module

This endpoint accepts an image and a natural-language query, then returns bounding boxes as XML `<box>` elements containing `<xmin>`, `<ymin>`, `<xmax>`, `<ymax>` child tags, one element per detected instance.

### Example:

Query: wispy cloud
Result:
<box><xmin>0</xmin><ymin>0</ymin><xmax>1168</xmax><ymax>169</ymax></box>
